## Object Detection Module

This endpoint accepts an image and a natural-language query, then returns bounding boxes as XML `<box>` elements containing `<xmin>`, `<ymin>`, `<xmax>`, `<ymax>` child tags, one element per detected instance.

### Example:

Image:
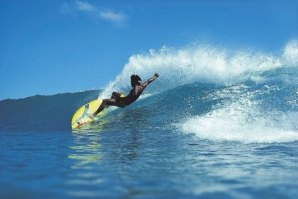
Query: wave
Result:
<box><xmin>97</xmin><ymin>40</ymin><xmax>297</xmax><ymax>143</ymax></box>
<box><xmin>99</xmin><ymin>40</ymin><xmax>298</xmax><ymax>99</ymax></box>
<box><xmin>1</xmin><ymin>40</ymin><xmax>297</xmax><ymax>144</ymax></box>
<box><xmin>180</xmin><ymin>95</ymin><xmax>298</xmax><ymax>144</ymax></box>
<box><xmin>0</xmin><ymin>90</ymin><xmax>100</xmax><ymax>132</ymax></box>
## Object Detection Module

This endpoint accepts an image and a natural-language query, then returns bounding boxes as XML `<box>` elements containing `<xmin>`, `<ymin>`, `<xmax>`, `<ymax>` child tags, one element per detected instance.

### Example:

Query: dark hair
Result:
<box><xmin>131</xmin><ymin>74</ymin><xmax>142</xmax><ymax>87</ymax></box>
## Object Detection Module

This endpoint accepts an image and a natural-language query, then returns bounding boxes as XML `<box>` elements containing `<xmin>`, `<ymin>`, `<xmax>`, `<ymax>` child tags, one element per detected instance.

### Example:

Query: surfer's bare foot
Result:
<box><xmin>86</xmin><ymin>113</ymin><xmax>95</xmax><ymax>118</ymax></box>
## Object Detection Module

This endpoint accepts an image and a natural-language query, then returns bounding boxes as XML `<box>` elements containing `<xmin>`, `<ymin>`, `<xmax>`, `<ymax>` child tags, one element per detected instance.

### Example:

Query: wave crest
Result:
<box><xmin>100</xmin><ymin>40</ymin><xmax>298</xmax><ymax>98</ymax></box>
<box><xmin>283</xmin><ymin>40</ymin><xmax>298</xmax><ymax>65</ymax></box>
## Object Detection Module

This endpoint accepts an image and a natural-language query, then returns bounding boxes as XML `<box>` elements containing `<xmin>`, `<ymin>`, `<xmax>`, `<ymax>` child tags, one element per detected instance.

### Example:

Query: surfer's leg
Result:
<box><xmin>104</xmin><ymin>98</ymin><xmax>118</xmax><ymax>106</ymax></box>
<box><xmin>93</xmin><ymin>100</ymin><xmax>107</xmax><ymax>116</ymax></box>
<box><xmin>93</xmin><ymin>97</ymin><xmax>125</xmax><ymax>116</ymax></box>
<box><xmin>105</xmin><ymin>98</ymin><xmax>126</xmax><ymax>108</ymax></box>
<box><xmin>111</xmin><ymin>92</ymin><xmax>121</xmax><ymax>100</ymax></box>
<box><xmin>93</xmin><ymin>98</ymin><xmax>119</xmax><ymax>116</ymax></box>
<box><xmin>93</xmin><ymin>101</ymin><xmax>105</xmax><ymax>116</ymax></box>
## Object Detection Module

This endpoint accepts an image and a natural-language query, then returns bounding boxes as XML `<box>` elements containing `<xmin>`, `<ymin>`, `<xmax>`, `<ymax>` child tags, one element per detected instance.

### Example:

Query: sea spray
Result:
<box><xmin>99</xmin><ymin>41</ymin><xmax>298</xmax><ymax>98</ymax></box>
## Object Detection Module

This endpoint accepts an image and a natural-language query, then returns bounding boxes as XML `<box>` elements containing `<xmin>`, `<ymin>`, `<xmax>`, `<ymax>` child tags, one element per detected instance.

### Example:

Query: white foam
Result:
<box><xmin>180</xmin><ymin>95</ymin><xmax>298</xmax><ymax>144</ymax></box>
<box><xmin>98</xmin><ymin>40</ymin><xmax>298</xmax><ymax>143</ymax></box>
<box><xmin>99</xmin><ymin>40</ymin><xmax>298</xmax><ymax>98</ymax></box>
<box><xmin>283</xmin><ymin>40</ymin><xmax>298</xmax><ymax>66</ymax></box>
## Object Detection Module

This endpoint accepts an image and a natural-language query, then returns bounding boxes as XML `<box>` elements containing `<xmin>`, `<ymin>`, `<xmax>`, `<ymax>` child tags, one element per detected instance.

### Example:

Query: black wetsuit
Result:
<box><xmin>93</xmin><ymin>75</ymin><xmax>157</xmax><ymax>116</ymax></box>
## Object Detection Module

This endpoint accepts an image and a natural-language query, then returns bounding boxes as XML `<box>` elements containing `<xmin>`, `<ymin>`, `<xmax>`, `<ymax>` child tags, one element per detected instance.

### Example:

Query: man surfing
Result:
<box><xmin>91</xmin><ymin>73</ymin><xmax>159</xmax><ymax>117</ymax></box>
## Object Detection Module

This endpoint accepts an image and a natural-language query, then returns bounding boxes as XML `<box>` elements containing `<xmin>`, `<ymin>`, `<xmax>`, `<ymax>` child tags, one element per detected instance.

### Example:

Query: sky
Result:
<box><xmin>0</xmin><ymin>0</ymin><xmax>297</xmax><ymax>100</ymax></box>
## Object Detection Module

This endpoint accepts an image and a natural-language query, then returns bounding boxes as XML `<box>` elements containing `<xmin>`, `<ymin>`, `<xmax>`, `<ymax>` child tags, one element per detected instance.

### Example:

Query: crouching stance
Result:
<box><xmin>92</xmin><ymin>73</ymin><xmax>159</xmax><ymax>116</ymax></box>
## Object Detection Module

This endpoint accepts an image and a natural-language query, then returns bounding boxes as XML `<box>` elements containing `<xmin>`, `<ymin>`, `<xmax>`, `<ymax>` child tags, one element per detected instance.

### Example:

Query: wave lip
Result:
<box><xmin>283</xmin><ymin>40</ymin><xmax>298</xmax><ymax>66</ymax></box>
<box><xmin>99</xmin><ymin>40</ymin><xmax>297</xmax><ymax>99</ymax></box>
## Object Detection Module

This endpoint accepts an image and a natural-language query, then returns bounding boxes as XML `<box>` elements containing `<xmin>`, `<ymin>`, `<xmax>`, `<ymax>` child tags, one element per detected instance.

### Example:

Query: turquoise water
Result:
<box><xmin>1</xmin><ymin>128</ymin><xmax>297</xmax><ymax>198</ymax></box>
<box><xmin>1</xmin><ymin>43</ymin><xmax>298</xmax><ymax>198</ymax></box>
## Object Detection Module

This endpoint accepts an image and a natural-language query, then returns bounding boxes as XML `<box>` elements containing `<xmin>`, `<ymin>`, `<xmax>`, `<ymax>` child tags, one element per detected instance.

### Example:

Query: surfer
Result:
<box><xmin>91</xmin><ymin>73</ymin><xmax>159</xmax><ymax>117</ymax></box>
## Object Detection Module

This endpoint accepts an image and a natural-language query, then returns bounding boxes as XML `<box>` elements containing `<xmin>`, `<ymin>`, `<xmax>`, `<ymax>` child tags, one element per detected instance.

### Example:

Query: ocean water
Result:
<box><xmin>1</xmin><ymin>41</ymin><xmax>298</xmax><ymax>198</ymax></box>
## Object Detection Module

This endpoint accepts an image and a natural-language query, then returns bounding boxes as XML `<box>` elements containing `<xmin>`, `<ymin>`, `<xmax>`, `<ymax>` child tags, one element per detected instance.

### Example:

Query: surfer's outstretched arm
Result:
<box><xmin>142</xmin><ymin>73</ymin><xmax>159</xmax><ymax>88</ymax></box>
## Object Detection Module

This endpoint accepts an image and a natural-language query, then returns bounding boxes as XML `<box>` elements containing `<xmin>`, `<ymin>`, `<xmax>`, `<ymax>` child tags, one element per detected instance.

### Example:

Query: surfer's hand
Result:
<box><xmin>154</xmin><ymin>73</ymin><xmax>159</xmax><ymax>78</ymax></box>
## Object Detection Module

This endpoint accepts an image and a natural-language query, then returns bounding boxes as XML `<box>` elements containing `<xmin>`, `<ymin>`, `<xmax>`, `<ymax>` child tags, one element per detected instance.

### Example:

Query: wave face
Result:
<box><xmin>1</xmin><ymin>41</ymin><xmax>297</xmax><ymax>143</ymax></box>
<box><xmin>99</xmin><ymin>40</ymin><xmax>298</xmax><ymax>144</ymax></box>
<box><xmin>0</xmin><ymin>90</ymin><xmax>100</xmax><ymax>132</ymax></box>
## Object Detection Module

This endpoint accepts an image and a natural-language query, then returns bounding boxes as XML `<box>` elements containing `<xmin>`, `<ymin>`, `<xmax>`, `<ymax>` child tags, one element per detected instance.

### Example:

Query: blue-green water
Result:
<box><xmin>1</xmin><ymin>44</ymin><xmax>298</xmax><ymax>198</ymax></box>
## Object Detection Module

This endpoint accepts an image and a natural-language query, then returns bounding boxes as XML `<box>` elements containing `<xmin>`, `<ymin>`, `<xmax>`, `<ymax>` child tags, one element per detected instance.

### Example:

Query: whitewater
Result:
<box><xmin>0</xmin><ymin>40</ymin><xmax>297</xmax><ymax>198</ymax></box>
<box><xmin>101</xmin><ymin>40</ymin><xmax>298</xmax><ymax>144</ymax></box>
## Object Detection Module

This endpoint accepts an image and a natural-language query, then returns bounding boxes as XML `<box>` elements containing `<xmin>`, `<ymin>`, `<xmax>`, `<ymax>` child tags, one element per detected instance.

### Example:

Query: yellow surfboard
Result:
<box><xmin>71</xmin><ymin>99</ymin><xmax>105</xmax><ymax>129</ymax></box>
<box><xmin>71</xmin><ymin>93</ymin><xmax>125</xmax><ymax>130</ymax></box>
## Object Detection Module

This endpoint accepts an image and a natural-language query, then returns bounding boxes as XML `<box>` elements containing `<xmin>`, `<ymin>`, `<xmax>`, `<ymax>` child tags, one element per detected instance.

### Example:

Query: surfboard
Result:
<box><xmin>71</xmin><ymin>99</ymin><xmax>105</xmax><ymax>129</ymax></box>
<box><xmin>71</xmin><ymin>93</ymin><xmax>125</xmax><ymax>130</ymax></box>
